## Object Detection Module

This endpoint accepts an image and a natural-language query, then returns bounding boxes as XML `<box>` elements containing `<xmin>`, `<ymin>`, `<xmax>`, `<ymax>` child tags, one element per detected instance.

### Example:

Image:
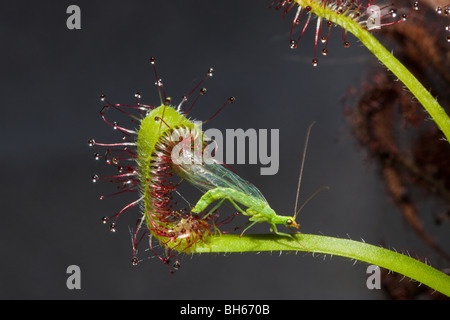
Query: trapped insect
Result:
<box><xmin>174</xmin><ymin>121</ymin><xmax>329</xmax><ymax>239</ymax></box>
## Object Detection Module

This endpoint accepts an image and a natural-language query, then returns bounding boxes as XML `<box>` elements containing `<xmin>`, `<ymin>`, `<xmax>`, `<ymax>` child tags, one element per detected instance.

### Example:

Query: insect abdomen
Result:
<box><xmin>192</xmin><ymin>187</ymin><xmax>253</xmax><ymax>213</ymax></box>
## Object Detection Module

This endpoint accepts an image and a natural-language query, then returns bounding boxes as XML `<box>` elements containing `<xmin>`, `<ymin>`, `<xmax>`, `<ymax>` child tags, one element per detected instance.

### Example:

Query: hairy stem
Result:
<box><xmin>191</xmin><ymin>233</ymin><xmax>450</xmax><ymax>296</ymax></box>
<box><xmin>294</xmin><ymin>0</ymin><xmax>450</xmax><ymax>140</ymax></box>
<box><xmin>354</xmin><ymin>27</ymin><xmax>450</xmax><ymax>140</ymax></box>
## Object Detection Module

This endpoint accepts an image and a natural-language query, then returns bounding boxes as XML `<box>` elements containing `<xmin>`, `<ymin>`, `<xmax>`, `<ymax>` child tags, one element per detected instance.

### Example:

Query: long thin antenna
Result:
<box><xmin>293</xmin><ymin>121</ymin><xmax>315</xmax><ymax>219</ymax></box>
<box><xmin>294</xmin><ymin>185</ymin><xmax>329</xmax><ymax>219</ymax></box>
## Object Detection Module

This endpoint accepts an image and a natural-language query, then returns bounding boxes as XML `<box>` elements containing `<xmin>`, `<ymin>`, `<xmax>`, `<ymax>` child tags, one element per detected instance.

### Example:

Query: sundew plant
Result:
<box><xmin>89</xmin><ymin>1</ymin><xmax>450</xmax><ymax>297</ymax></box>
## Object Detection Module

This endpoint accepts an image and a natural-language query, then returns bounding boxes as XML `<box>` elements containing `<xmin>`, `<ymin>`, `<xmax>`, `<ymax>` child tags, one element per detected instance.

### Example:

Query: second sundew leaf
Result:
<box><xmin>272</xmin><ymin>0</ymin><xmax>450</xmax><ymax>140</ymax></box>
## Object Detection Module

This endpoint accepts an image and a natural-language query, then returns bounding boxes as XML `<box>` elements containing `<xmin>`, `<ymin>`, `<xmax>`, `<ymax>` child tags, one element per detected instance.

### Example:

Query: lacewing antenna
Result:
<box><xmin>293</xmin><ymin>121</ymin><xmax>315</xmax><ymax>219</ymax></box>
<box><xmin>294</xmin><ymin>185</ymin><xmax>329</xmax><ymax>219</ymax></box>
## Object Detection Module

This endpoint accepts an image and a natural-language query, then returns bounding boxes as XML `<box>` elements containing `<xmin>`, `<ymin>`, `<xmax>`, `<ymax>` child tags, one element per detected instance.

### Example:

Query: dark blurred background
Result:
<box><xmin>0</xmin><ymin>0</ymin><xmax>448</xmax><ymax>299</ymax></box>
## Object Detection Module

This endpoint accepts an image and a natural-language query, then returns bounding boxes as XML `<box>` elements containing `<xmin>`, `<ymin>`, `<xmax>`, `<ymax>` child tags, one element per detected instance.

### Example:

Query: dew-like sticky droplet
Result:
<box><xmin>102</xmin><ymin>216</ymin><xmax>108</xmax><ymax>224</ymax></box>
<box><xmin>110</xmin><ymin>223</ymin><xmax>116</xmax><ymax>232</ymax></box>
<box><xmin>207</xmin><ymin>68</ymin><xmax>214</xmax><ymax>77</ymax></box>
<box><xmin>290</xmin><ymin>40</ymin><xmax>298</xmax><ymax>49</ymax></box>
<box><xmin>173</xmin><ymin>260</ymin><xmax>181</xmax><ymax>271</ymax></box>
<box><xmin>88</xmin><ymin>139</ymin><xmax>95</xmax><ymax>147</ymax></box>
<box><xmin>343</xmin><ymin>41</ymin><xmax>350</xmax><ymax>48</ymax></box>
<box><xmin>228</xmin><ymin>97</ymin><xmax>236</xmax><ymax>104</ymax></box>
<box><xmin>150</xmin><ymin>57</ymin><xmax>155</xmax><ymax>65</ymax></box>
<box><xmin>91</xmin><ymin>174</ymin><xmax>99</xmax><ymax>183</ymax></box>
<box><xmin>322</xmin><ymin>49</ymin><xmax>328</xmax><ymax>56</ymax></box>
<box><xmin>413</xmin><ymin>1</ymin><xmax>419</xmax><ymax>10</ymax></box>
<box><xmin>312</xmin><ymin>58</ymin><xmax>318</xmax><ymax>67</ymax></box>
<box><xmin>132</xmin><ymin>256</ymin><xmax>138</xmax><ymax>266</ymax></box>
<box><xmin>200</xmin><ymin>88</ymin><xmax>207</xmax><ymax>95</ymax></box>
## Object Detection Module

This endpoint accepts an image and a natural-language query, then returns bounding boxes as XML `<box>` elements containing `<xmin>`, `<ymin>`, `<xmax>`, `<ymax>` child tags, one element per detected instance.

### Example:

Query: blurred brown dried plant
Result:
<box><xmin>345</xmin><ymin>1</ymin><xmax>450</xmax><ymax>269</ymax></box>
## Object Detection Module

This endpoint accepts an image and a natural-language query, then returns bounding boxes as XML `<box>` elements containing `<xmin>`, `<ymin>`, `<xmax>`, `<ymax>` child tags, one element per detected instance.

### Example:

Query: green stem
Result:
<box><xmin>191</xmin><ymin>233</ymin><xmax>450</xmax><ymax>296</ymax></box>
<box><xmin>294</xmin><ymin>0</ymin><xmax>450</xmax><ymax>140</ymax></box>
<box><xmin>353</xmin><ymin>27</ymin><xmax>450</xmax><ymax>140</ymax></box>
